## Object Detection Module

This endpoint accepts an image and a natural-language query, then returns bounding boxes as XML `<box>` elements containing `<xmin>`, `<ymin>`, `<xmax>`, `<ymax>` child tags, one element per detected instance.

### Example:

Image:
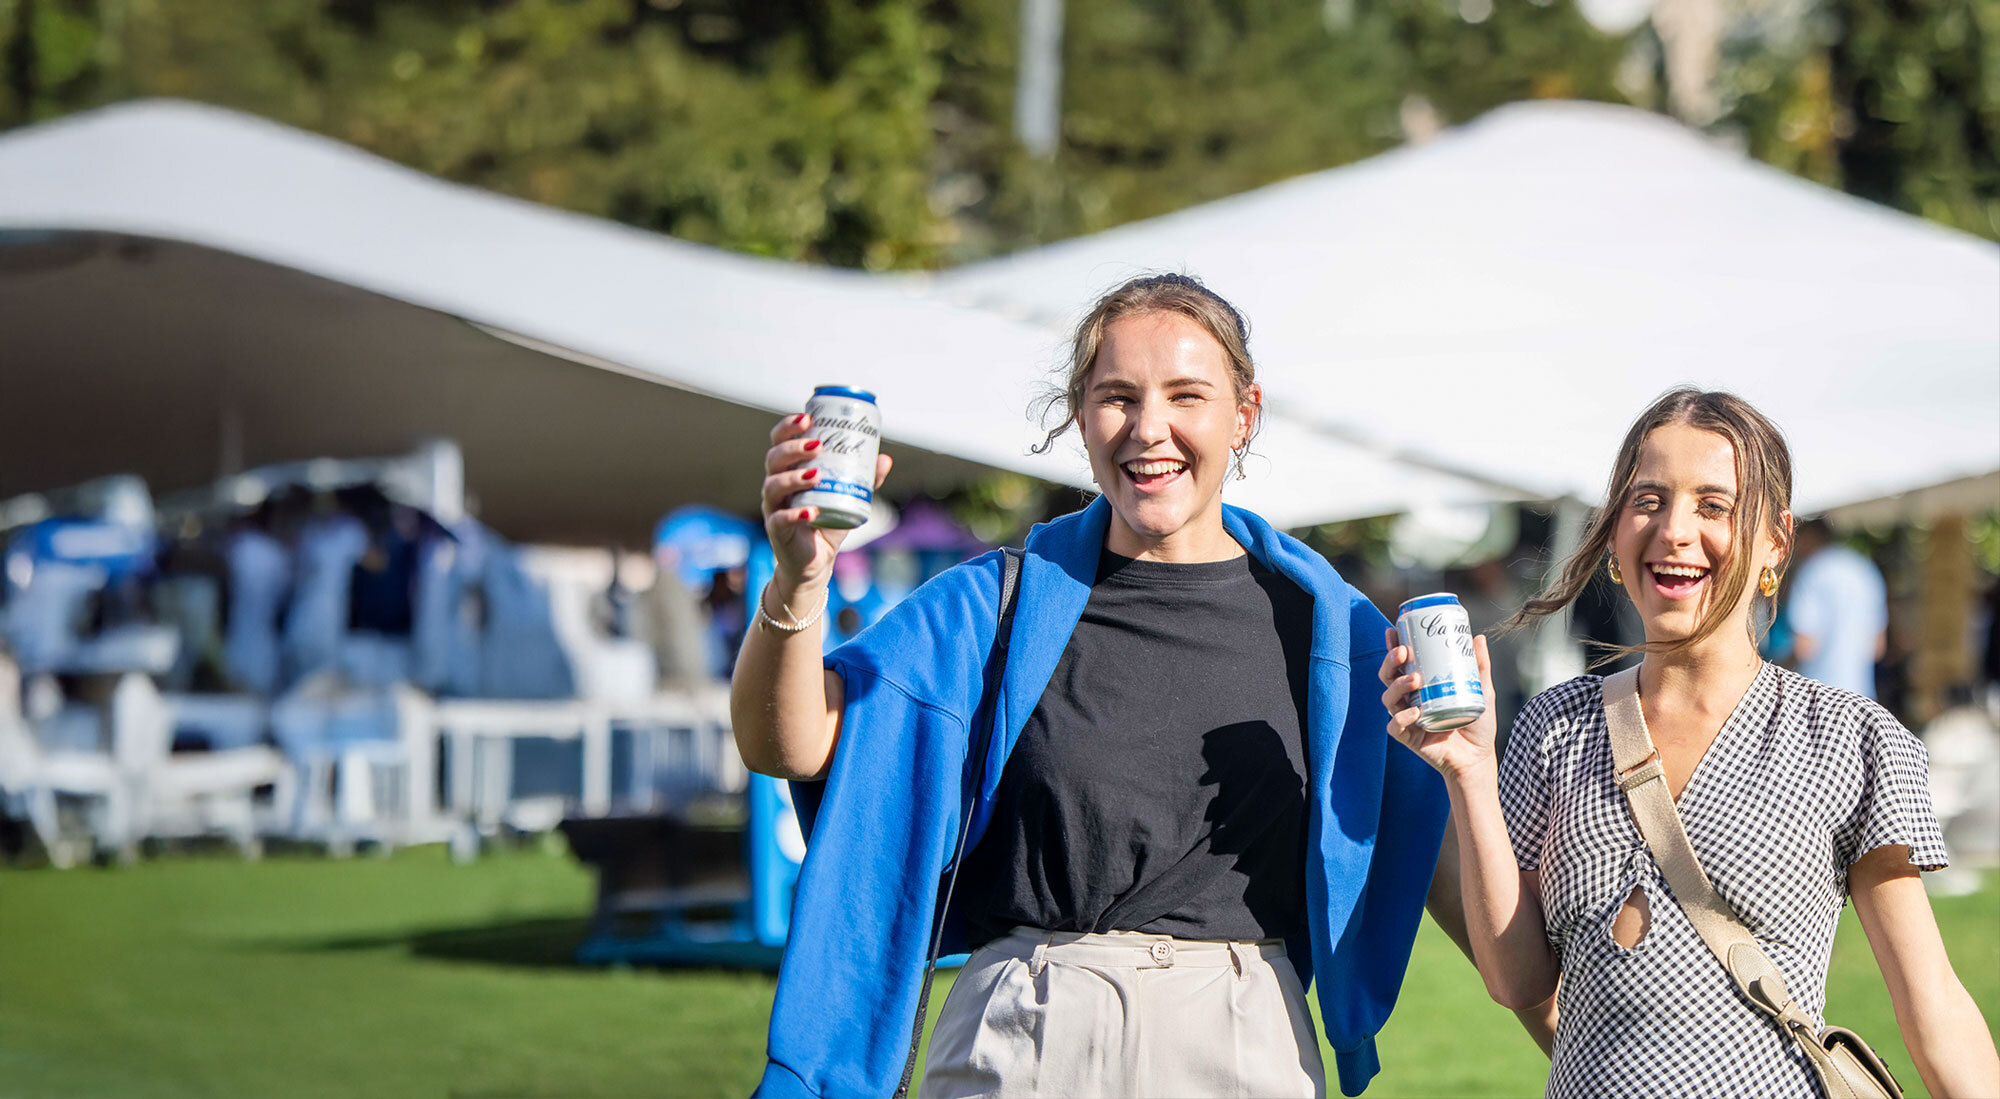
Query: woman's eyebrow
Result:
<box><xmin>1089</xmin><ymin>377</ymin><xmax>1216</xmax><ymax>393</ymax></box>
<box><xmin>1629</xmin><ymin>479</ymin><xmax>1736</xmax><ymax>497</ymax></box>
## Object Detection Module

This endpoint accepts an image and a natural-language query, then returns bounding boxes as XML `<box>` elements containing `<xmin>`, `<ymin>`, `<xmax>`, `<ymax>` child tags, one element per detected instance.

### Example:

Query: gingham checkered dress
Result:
<box><xmin>1498</xmin><ymin>664</ymin><xmax>1948</xmax><ymax>1099</ymax></box>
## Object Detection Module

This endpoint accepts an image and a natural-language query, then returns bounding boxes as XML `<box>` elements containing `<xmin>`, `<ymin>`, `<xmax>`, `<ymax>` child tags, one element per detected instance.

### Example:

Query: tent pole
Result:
<box><xmin>1015</xmin><ymin>0</ymin><xmax>1064</xmax><ymax>161</ymax></box>
<box><xmin>1522</xmin><ymin>496</ymin><xmax>1589</xmax><ymax>694</ymax></box>
<box><xmin>217</xmin><ymin>389</ymin><xmax>243</xmax><ymax>480</ymax></box>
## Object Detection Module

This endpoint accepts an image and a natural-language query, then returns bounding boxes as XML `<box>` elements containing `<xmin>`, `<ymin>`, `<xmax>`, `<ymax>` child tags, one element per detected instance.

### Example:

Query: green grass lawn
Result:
<box><xmin>1</xmin><ymin>847</ymin><xmax>1992</xmax><ymax>1098</ymax></box>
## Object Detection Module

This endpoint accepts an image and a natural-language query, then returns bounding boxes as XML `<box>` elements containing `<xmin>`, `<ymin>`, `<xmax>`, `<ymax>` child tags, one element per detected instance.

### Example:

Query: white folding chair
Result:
<box><xmin>109</xmin><ymin>673</ymin><xmax>291</xmax><ymax>858</ymax></box>
<box><xmin>0</xmin><ymin>654</ymin><xmax>129</xmax><ymax>867</ymax></box>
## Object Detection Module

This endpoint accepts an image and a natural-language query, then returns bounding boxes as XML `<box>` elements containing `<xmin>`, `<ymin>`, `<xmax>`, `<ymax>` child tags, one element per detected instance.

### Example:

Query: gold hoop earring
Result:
<box><xmin>1607</xmin><ymin>555</ymin><xmax>1623</xmax><ymax>586</ymax></box>
<box><xmin>1759</xmin><ymin>566</ymin><xmax>1779</xmax><ymax>597</ymax></box>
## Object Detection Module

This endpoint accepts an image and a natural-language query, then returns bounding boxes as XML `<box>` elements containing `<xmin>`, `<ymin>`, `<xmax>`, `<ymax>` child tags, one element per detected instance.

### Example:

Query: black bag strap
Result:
<box><xmin>894</xmin><ymin>546</ymin><xmax>1024</xmax><ymax>1099</ymax></box>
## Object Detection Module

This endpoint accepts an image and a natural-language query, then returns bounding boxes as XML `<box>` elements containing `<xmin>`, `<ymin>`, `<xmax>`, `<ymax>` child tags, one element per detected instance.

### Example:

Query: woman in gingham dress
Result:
<box><xmin>1381</xmin><ymin>389</ymin><xmax>1999</xmax><ymax>1098</ymax></box>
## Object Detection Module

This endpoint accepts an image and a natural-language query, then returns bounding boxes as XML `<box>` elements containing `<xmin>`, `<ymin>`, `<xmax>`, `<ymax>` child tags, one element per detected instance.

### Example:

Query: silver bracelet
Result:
<box><xmin>756</xmin><ymin>582</ymin><xmax>828</xmax><ymax>635</ymax></box>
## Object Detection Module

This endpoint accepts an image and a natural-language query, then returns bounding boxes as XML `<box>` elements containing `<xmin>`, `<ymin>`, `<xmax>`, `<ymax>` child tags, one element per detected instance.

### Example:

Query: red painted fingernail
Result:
<box><xmin>803</xmin><ymin>468</ymin><xmax>819</xmax><ymax>479</ymax></box>
<box><xmin>798</xmin><ymin>508</ymin><xmax>814</xmax><ymax>520</ymax></box>
<box><xmin>804</xmin><ymin>439</ymin><xmax>822</xmax><ymax>451</ymax></box>
<box><xmin>792</xmin><ymin>414</ymin><xmax>807</xmax><ymax>426</ymax></box>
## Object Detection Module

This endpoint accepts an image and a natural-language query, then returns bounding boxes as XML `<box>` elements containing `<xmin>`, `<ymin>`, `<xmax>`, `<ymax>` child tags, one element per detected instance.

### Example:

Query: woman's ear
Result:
<box><xmin>1236</xmin><ymin>383</ymin><xmax>1263</xmax><ymax>448</ymax></box>
<box><xmin>1771</xmin><ymin>509</ymin><xmax>1795</xmax><ymax>571</ymax></box>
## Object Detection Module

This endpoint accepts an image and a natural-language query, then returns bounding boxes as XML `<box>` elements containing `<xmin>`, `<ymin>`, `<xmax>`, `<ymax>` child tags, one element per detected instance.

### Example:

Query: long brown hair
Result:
<box><xmin>1030</xmin><ymin>273</ymin><xmax>1261</xmax><ymax>477</ymax></box>
<box><xmin>1510</xmin><ymin>387</ymin><xmax>1794</xmax><ymax>661</ymax></box>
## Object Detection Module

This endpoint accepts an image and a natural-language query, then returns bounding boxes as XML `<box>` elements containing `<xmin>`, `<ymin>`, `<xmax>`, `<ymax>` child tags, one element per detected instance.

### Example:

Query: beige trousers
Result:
<box><xmin>920</xmin><ymin>928</ymin><xmax>1327</xmax><ymax>1099</ymax></box>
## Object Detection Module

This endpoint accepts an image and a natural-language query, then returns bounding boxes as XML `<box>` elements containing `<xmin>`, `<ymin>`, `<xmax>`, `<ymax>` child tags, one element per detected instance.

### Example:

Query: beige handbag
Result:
<box><xmin>1602</xmin><ymin>668</ymin><xmax>1904</xmax><ymax>1099</ymax></box>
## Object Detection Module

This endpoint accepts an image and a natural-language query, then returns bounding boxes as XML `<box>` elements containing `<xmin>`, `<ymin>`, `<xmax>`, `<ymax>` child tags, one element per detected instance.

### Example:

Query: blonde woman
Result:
<box><xmin>1382</xmin><ymin>388</ymin><xmax>1999</xmax><ymax>1097</ymax></box>
<box><xmin>736</xmin><ymin>274</ymin><xmax>1448</xmax><ymax>1098</ymax></box>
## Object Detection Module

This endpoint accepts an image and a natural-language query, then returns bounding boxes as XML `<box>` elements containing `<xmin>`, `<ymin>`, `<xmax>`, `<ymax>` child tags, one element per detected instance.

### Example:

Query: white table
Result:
<box><xmin>432</xmin><ymin>688</ymin><xmax>734</xmax><ymax>832</ymax></box>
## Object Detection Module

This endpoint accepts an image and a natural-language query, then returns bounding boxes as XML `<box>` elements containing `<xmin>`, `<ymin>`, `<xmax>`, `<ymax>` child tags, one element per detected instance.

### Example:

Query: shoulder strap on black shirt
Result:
<box><xmin>895</xmin><ymin>546</ymin><xmax>1023</xmax><ymax>1098</ymax></box>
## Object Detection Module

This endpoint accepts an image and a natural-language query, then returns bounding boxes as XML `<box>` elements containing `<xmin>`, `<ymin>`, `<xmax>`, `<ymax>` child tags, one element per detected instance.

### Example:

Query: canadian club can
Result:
<box><xmin>789</xmin><ymin>385</ymin><xmax>881</xmax><ymax>530</ymax></box>
<box><xmin>1395</xmin><ymin>593</ymin><xmax>1487</xmax><ymax>732</ymax></box>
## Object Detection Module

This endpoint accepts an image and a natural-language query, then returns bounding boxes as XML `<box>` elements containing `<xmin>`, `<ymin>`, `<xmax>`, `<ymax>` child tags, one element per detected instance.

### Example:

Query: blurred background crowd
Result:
<box><xmin>0</xmin><ymin>1</ymin><xmax>1993</xmax><ymax>1096</ymax></box>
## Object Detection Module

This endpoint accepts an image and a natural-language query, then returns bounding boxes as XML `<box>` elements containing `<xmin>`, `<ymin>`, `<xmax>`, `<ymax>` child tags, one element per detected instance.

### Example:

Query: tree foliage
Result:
<box><xmin>1721</xmin><ymin>0</ymin><xmax>1998</xmax><ymax>239</ymax></box>
<box><xmin>2</xmin><ymin>0</ymin><xmax>945</xmax><ymax>267</ymax></box>
<box><xmin>1</xmin><ymin>0</ymin><xmax>1991</xmax><ymax>271</ymax></box>
<box><xmin>931</xmin><ymin>0</ymin><xmax>1630</xmax><ymax>254</ymax></box>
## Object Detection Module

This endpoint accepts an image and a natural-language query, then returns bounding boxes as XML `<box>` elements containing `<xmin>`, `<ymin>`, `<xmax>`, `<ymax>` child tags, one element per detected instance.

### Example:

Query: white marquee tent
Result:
<box><xmin>922</xmin><ymin>100</ymin><xmax>2000</xmax><ymax>518</ymax></box>
<box><xmin>0</xmin><ymin>100</ymin><xmax>1482</xmax><ymax>541</ymax></box>
<box><xmin>1</xmin><ymin>98</ymin><xmax>1994</xmax><ymax>543</ymax></box>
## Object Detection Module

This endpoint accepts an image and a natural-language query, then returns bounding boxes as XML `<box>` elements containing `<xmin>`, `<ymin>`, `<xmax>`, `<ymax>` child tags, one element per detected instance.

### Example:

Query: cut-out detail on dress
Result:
<box><xmin>1610</xmin><ymin>885</ymin><xmax>1650</xmax><ymax>950</ymax></box>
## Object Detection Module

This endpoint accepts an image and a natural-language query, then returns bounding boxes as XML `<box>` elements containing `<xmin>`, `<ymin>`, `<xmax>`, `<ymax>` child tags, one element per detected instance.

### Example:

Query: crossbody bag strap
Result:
<box><xmin>894</xmin><ymin>546</ymin><xmax>1024</xmax><ymax>1099</ymax></box>
<box><xmin>1601</xmin><ymin>668</ymin><xmax>1803</xmax><ymax>1025</ymax></box>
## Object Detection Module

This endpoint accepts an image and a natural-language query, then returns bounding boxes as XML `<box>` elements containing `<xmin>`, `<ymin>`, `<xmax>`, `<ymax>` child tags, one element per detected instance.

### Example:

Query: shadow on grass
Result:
<box><xmin>270</xmin><ymin>916</ymin><xmax>593</xmax><ymax>969</ymax></box>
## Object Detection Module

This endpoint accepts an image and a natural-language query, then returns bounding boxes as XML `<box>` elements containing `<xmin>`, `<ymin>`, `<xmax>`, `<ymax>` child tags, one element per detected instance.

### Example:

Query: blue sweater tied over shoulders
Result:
<box><xmin>756</xmin><ymin>497</ymin><xmax>1448</xmax><ymax>1098</ymax></box>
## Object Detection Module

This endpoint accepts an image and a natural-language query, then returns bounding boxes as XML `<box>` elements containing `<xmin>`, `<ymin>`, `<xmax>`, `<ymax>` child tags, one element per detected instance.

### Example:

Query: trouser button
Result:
<box><xmin>1149</xmin><ymin>940</ymin><xmax>1174</xmax><ymax>966</ymax></box>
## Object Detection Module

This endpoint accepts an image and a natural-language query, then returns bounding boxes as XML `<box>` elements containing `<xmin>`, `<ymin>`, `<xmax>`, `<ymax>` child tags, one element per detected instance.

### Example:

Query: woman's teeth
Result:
<box><xmin>1649</xmin><ymin>563</ymin><xmax>1708</xmax><ymax>595</ymax></box>
<box><xmin>1124</xmin><ymin>460</ymin><xmax>1187</xmax><ymax>477</ymax></box>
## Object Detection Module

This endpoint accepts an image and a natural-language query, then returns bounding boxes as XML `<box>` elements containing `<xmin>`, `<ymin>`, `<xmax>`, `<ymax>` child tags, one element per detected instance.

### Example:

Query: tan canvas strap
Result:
<box><xmin>1602</xmin><ymin>668</ymin><xmax>1795</xmax><ymax>1020</ymax></box>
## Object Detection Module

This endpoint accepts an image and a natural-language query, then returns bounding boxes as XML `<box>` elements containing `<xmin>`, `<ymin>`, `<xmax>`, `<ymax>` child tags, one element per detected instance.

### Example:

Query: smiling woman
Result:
<box><xmin>1511</xmin><ymin>389</ymin><xmax>1796</xmax><ymax>662</ymax></box>
<box><xmin>1076</xmin><ymin>313</ymin><xmax>1254</xmax><ymax>561</ymax></box>
<box><xmin>731</xmin><ymin>272</ymin><xmax>1456</xmax><ymax>1099</ymax></box>
<box><xmin>1040</xmin><ymin>276</ymin><xmax>1263</xmax><ymax>562</ymax></box>
<box><xmin>1380</xmin><ymin>387</ymin><xmax>2000</xmax><ymax>1099</ymax></box>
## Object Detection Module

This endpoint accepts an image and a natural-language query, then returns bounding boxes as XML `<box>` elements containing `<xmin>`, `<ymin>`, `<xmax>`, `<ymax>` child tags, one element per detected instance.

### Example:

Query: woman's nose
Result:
<box><xmin>1129</xmin><ymin>396</ymin><xmax>1172</xmax><ymax>442</ymax></box>
<box><xmin>1656</xmin><ymin>502</ymin><xmax>1698</xmax><ymax>546</ymax></box>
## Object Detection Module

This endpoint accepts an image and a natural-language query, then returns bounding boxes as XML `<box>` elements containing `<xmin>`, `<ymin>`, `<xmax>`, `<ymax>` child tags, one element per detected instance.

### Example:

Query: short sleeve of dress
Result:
<box><xmin>1496</xmin><ymin>684</ymin><xmax>1565</xmax><ymax>872</ymax></box>
<box><xmin>1834</xmin><ymin>702</ymin><xmax>1950</xmax><ymax>873</ymax></box>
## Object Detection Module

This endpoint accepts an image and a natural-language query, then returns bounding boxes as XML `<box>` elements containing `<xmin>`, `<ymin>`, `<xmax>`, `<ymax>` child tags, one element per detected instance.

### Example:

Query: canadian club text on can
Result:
<box><xmin>1395</xmin><ymin>593</ymin><xmax>1487</xmax><ymax>732</ymax></box>
<box><xmin>790</xmin><ymin>385</ymin><xmax>880</xmax><ymax>530</ymax></box>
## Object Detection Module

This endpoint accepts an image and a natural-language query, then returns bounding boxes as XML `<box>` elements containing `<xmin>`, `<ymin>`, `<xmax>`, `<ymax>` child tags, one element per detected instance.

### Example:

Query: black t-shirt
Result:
<box><xmin>958</xmin><ymin>548</ymin><xmax>1315</xmax><ymax>945</ymax></box>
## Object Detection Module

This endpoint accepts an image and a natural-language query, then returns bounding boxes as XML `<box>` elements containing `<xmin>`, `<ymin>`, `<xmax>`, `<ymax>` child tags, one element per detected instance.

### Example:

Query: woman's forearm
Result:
<box><xmin>1847</xmin><ymin>846</ymin><xmax>2000</xmax><ymax>1098</ymax></box>
<box><xmin>1446</xmin><ymin>762</ymin><xmax>1560</xmax><ymax>1010</ymax></box>
<box><xmin>1900</xmin><ymin>976</ymin><xmax>2000</xmax><ymax>1098</ymax></box>
<box><xmin>729</xmin><ymin>572</ymin><xmax>841</xmax><ymax>780</ymax></box>
<box><xmin>1515</xmin><ymin>991</ymin><xmax>1558</xmax><ymax>1058</ymax></box>
<box><xmin>1427</xmin><ymin>836</ymin><xmax>1560</xmax><ymax>1057</ymax></box>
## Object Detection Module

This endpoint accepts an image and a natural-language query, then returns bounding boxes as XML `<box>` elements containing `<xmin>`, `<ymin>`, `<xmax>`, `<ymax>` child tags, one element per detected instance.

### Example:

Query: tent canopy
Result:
<box><xmin>3</xmin><ymin>99</ymin><xmax>1992</xmax><ymax>544</ymax></box>
<box><xmin>0</xmin><ymin>100</ymin><xmax>1482</xmax><ymax>542</ymax></box>
<box><xmin>921</xmin><ymin>101</ymin><xmax>2000</xmax><ymax>517</ymax></box>
<box><xmin>0</xmin><ymin>229</ymin><xmax>1012</xmax><ymax>544</ymax></box>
